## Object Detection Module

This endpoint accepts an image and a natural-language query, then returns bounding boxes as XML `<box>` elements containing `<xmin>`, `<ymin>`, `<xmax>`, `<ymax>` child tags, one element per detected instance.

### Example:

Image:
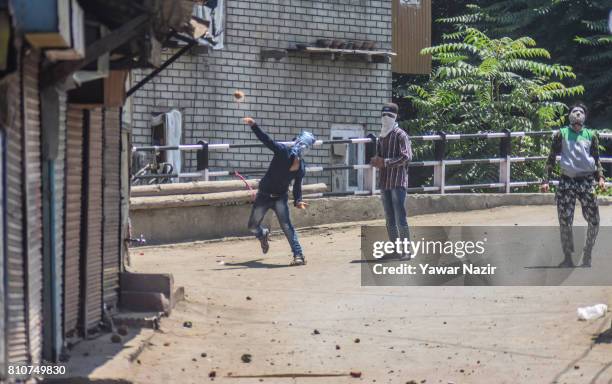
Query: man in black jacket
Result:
<box><xmin>243</xmin><ymin>117</ymin><xmax>315</xmax><ymax>266</ymax></box>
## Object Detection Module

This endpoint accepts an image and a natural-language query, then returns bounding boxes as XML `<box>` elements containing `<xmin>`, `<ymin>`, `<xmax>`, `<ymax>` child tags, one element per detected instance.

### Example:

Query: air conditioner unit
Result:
<box><xmin>151</xmin><ymin>109</ymin><xmax>182</xmax><ymax>182</ymax></box>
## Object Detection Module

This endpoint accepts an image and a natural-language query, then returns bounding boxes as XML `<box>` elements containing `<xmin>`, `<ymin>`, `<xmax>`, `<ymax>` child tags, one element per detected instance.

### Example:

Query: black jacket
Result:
<box><xmin>250</xmin><ymin>124</ymin><xmax>305</xmax><ymax>205</ymax></box>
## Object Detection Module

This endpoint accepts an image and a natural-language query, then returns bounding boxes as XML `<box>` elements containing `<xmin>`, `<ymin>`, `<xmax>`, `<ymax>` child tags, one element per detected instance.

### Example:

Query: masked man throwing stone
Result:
<box><xmin>244</xmin><ymin>117</ymin><xmax>315</xmax><ymax>266</ymax></box>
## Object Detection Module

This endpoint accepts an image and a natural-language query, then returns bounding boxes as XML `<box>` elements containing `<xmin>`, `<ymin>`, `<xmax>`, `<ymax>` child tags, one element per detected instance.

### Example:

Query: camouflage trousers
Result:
<box><xmin>555</xmin><ymin>176</ymin><xmax>600</xmax><ymax>259</ymax></box>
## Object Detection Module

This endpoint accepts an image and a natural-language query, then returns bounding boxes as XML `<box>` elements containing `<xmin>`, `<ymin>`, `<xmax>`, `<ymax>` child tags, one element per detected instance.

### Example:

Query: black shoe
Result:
<box><xmin>558</xmin><ymin>258</ymin><xmax>574</xmax><ymax>268</ymax></box>
<box><xmin>290</xmin><ymin>255</ymin><xmax>306</xmax><ymax>266</ymax></box>
<box><xmin>259</xmin><ymin>230</ymin><xmax>270</xmax><ymax>254</ymax></box>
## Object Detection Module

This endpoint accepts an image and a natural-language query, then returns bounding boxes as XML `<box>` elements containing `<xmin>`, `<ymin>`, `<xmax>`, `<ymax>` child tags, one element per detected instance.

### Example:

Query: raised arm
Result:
<box><xmin>243</xmin><ymin>117</ymin><xmax>283</xmax><ymax>153</ymax></box>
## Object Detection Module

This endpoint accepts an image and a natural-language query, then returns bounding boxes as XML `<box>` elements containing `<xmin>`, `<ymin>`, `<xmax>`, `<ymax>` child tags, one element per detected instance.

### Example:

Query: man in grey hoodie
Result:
<box><xmin>541</xmin><ymin>104</ymin><xmax>607</xmax><ymax>267</ymax></box>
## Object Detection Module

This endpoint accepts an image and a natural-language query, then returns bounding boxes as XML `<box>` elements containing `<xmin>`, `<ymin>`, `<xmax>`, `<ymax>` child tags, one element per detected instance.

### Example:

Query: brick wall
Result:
<box><xmin>130</xmin><ymin>0</ymin><xmax>392</xmax><ymax>185</ymax></box>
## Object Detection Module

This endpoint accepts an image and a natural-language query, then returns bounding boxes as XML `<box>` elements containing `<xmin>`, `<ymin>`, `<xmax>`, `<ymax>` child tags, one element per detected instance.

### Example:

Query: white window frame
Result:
<box><xmin>330</xmin><ymin>124</ymin><xmax>365</xmax><ymax>192</ymax></box>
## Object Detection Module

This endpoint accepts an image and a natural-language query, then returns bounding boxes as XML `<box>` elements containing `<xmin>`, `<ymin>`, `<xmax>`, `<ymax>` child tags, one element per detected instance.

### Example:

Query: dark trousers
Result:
<box><xmin>381</xmin><ymin>187</ymin><xmax>410</xmax><ymax>252</ymax></box>
<box><xmin>248</xmin><ymin>192</ymin><xmax>303</xmax><ymax>256</ymax></box>
<box><xmin>555</xmin><ymin>176</ymin><xmax>600</xmax><ymax>260</ymax></box>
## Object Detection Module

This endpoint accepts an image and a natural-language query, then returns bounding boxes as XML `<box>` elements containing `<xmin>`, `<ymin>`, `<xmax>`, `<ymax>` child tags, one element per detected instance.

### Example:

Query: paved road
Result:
<box><xmin>66</xmin><ymin>206</ymin><xmax>612</xmax><ymax>384</ymax></box>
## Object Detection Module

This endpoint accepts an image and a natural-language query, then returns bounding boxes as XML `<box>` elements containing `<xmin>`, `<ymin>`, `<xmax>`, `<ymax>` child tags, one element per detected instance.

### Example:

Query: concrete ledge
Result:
<box><xmin>131</xmin><ymin>193</ymin><xmax>612</xmax><ymax>245</ymax></box>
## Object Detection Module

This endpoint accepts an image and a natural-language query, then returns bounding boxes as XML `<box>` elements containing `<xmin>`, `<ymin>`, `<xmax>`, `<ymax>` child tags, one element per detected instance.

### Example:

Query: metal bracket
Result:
<box><xmin>260</xmin><ymin>49</ymin><xmax>288</xmax><ymax>61</ymax></box>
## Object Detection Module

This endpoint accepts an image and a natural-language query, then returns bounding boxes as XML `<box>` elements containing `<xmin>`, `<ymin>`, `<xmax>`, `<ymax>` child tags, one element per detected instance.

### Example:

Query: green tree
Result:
<box><xmin>400</xmin><ymin>28</ymin><xmax>584</xmax><ymax>186</ymax></box>
<box><xmin>439</xmin><ymin>0</ymin><xmax>612</xmax><ymax>123</ymax></box>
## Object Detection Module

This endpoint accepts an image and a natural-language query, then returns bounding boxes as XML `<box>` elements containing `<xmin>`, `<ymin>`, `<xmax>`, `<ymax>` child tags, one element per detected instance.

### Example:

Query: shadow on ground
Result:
<box><xmin>214</xmin><ymin>258</ymin><xmax>295</xmax><ymax>269</ymax></box>
<box><xmin>42</xmin><ymin>379</ymin><xmax>133</xmax><ymax>384</ymax></box>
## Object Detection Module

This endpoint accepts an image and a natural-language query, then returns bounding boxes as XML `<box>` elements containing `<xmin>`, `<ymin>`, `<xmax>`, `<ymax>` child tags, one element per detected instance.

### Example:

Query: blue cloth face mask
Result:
<box><xmin>291</xmin><ymin>131</ymin><xmax>316</xmax><ymax>158</ymax></box>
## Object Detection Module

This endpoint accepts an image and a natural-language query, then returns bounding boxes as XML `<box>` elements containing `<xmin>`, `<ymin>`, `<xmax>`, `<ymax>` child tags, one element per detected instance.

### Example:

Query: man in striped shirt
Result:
<box><xmin>371</xmin><ymin>103</ymin><xmax>413</xmax><ymax>260</ymax></box>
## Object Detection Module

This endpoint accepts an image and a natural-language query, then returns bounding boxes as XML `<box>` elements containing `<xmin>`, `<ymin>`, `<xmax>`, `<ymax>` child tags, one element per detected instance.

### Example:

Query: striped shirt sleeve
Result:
<box><xmin>384</xmin><ymin>131</ymin><xmax>412</xmax><ymax>168</ymax></box>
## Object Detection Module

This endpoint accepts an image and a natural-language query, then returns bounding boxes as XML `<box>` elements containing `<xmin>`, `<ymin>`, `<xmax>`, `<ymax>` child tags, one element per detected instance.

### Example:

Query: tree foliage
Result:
<box><xmin>438</xmin><ymin>0</ymin><xmax>612</xmax><ymax>123</ymax></box>
<box><xmin>399</xmin><ymin>28</ymin><xmax>585</xmax><ymax>186</ymax></box>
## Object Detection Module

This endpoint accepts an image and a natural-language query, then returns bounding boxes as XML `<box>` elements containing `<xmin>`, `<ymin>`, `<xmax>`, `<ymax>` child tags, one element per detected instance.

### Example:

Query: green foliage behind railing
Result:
<box><xmin>398</xmin><ymin>27</ymin><xmax>587</xmax><ymax>188</ymax></box>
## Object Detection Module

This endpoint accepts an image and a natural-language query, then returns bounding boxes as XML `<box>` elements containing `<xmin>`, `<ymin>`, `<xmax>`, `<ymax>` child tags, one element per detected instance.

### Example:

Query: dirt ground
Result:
<box><xmin>65</xmin><ymin>205</ymin><xmax>612</xmax><ymax>384</ymax></box>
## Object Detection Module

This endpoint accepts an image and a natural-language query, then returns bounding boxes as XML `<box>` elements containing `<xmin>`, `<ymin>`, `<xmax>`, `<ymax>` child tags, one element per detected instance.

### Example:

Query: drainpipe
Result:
<box><xmin>40</xmin><ymin>85</ymin><xmax>61</xmax><ymax>362</ymax></box>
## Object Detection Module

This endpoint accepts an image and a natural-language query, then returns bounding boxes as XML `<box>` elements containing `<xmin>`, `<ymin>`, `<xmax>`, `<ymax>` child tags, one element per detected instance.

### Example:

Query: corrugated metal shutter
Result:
<box><xmin>0</xmin><ymin>126</ymin><xmax>6</xmax><ymax>374</ymax></box>
<box><xmin>392</xmin><ymin>0</ymin><xmax>432</xmax><ymax>75</ymax></box>
<box><xmin>5</xmin><ymin>69</ymin><xmax>29</xmax><ymax>365</ymax></box>
<box><xmin>63</xmin><ymin>106</ymin><xmax>83</xmax><ymax>337</ymax></box>
<box><xmin>23</xmin><ymin>49</ymin><xmax>43</xmax><ymax>364</ymax></box>
<box><xmin>84</xmin><ymin>108</ymin><xmax>103</xmax><ymax>331</ymax></box>
<box><xmin>102</xmin><ymin>108</ymin><xmax>121</xmax><ymax>310</ymax></box>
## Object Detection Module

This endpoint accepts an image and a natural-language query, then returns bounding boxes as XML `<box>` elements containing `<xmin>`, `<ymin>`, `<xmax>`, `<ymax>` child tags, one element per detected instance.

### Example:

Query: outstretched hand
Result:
<box><xmin>243</xmin><ymin>117</ymin><xmax>256</xmax><ymax>126</ymax></box>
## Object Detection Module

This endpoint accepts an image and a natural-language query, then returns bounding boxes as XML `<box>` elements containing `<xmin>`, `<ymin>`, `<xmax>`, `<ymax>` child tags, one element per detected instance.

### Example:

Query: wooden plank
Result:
<box><xmin>104</xmin><ymin>71</ymin><xmax>128</xmax><ymax>108</ymax></box>
<box><xmin>0</xmin><ymin>12</ymin><xmax>10</xmax><ymax>71</ymax></box>
<box><xmin>130</xmin><ymin>184</ymin><xmax>328</xmax><ymax>210</ymax></box>
<box><xmin>304</xmin><ymin>47</ymin><xmax>397</xmax><ymax>56</ymax></box>
<box><xmin>131</xmin><ymin>179</ymin><xmax>261</xmax><ymax>197</ymax></box>
<box><xmin>392</xmin><ymin>0</ymin><xmax>432</xmax><ymax>75</ymax></box>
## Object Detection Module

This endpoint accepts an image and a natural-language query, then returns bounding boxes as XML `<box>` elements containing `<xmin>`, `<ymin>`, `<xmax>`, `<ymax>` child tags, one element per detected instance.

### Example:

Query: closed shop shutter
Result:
<box><xmin>5</xmin><ymin>69</ymin><xmax>28</xmax><ymax>364</ymax></box>
<box><xmin>102</xmin><ymin>108</ymin><xmax>121</xmax><ymax>310</ymax></box>
<box><xmin>63</xmin><ymin>106</ymin><xmax>83</xmax><ymax>337</ymax></box>
<box><xmin>84</xmin><ymin>108</ymin><xmax>103</xmax><ymax>331</ymax></box>
<box><xmin>0</xmin><ymin>124</ymin><xmax>6</xmax><ymax>373</ymax></box>
<box><xmin>23</xmin><ymin>49</ymin><xmax>43</xmax><ymax>364</ymax></box>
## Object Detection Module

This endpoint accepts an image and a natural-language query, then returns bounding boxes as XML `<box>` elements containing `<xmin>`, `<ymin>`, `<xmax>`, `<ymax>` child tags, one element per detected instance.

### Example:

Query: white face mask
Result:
<box><xmin>381</xmin><ymin>115</ymin><xmax>396</xmax><ymax>137</ymax></box>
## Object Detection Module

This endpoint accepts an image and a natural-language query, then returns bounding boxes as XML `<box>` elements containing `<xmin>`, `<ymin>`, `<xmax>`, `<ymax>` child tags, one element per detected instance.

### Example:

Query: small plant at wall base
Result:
<box><xmin>399</xmin><ymin>27</ymin><xmax>584</xmax><ymax>188</ymax></box>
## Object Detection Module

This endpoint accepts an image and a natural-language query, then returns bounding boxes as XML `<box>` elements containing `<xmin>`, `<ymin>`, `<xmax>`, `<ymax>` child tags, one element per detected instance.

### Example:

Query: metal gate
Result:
<box><xmin>63</xmin><ymin>106</ymin><xmax>83</xmax><ymax>337</ymax></box>
<box><xmin>102</xmin><ymin>108</ymin><xmax>121</xmax><ymax>310</ymax></box>
<box><xmin>83</xmin><ymin>108</ymin><xmax>104</xmax><ymax>332</ymax></box>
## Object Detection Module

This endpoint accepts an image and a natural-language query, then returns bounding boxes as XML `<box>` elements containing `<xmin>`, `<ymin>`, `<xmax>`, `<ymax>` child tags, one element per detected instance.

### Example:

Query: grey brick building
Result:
<box><xmin>130</xmin><ymin>0</ymin><xmax>395</xmax><ymax>190</ymax></box>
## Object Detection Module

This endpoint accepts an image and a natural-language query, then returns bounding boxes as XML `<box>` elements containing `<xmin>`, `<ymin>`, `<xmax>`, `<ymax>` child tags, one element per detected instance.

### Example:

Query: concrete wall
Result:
<box><xmin>131</xmin><ymin>194</ymin><xmax>612</xmax><ymax>245</ymax></box>
<box><xmin>129</xmin><ymin>0</ymin><xmax>393</xmax><ymax>186</ymax></box>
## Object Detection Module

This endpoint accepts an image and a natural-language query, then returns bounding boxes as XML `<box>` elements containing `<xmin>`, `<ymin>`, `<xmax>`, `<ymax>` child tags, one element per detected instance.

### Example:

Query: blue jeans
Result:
<box><xmin>248</xmin><ymin>192</ymin><xmax>303</xmax><ymax>256</ymax></box>
<box><xmin>381</xmin><ymin>187</ymin><xmax>410</xmax><ymax>250</ymax></box>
